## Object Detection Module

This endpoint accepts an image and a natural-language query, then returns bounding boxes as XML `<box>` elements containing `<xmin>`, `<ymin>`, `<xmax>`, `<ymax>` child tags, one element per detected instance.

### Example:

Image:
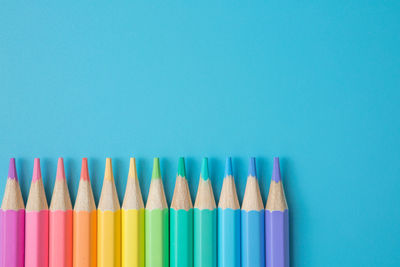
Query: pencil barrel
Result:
<box><xmin>49</xmin><ymin>210</ymin><xmax>73</xmax><ymax>267</ymax></box>
<box><xmin>73</xmin><ymin>210</ymin><xmax>97</xmax><ymax>267</ymax></box>
<box><xmin>241</xmin><ymin>210</ymin><xmax>265</xmax><ymax>267</ymax></box>
<box><xmin>265</xmin><ymin>210</ymin><xmax>289</xmax><ymax>267</ymax></box>
<box><xmin>122</xmin><ymin>209</ymin><xmax>145</xmax><ymax>267</ymax></box>
<box><xmin>170</xmin><ymin>208</ymin><xmax>193</xmax><ymax>267</ymax></box>
<box><xmin>194</xmin><ymin>208</ymin><xmax>216</xmax><ymax>267</ymax></box>
<box><xmin>25</xmin><ymin>210</ymin><xmax>49</xmax><ymax>267</ymax></box>
<box><xmin>145</xmin><ymin>209</ymin><xmax>169</xmax><ymax>267</ymax></box>
<box><xmin>97</xmin><ymin>210</ymin><xmax>121</xmax><ymax>267</ymax></box>
<box><xmin>217</xmin><ymin>208</ymin><xmax>240</xmax><ymax>267</ymax></box>
<box><xmin>0</xmin><ymin>209</ymin><xmax>25</xmax><ymax>267</ymax></box>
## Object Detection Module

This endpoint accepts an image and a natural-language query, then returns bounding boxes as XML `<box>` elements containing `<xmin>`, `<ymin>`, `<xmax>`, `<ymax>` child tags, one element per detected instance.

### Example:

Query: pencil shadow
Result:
<box><xmin>281</xmin><ymin>157</ymin><xmax>296</xmax><ymax>266</ymax></box>
<box><xmin>42</xmin><ymin>157</ymin><xmax>55</xmax><ymax>206</ymax></box>
<box><xmin>136</xmin><ymin>157</ymin><xmax>150</xmax><ymax>204</ymax></box>
<box><xmin>65</xmin><ymin>157</ymin><xmax>79</xmax><ymax>207</ymax></box>
<box><xmin>89</xmin><ymin>157</ymin><xmax>102</xmax><ymax>205</ymax></box>
<box><xmin>161</xmin><ymin>157</ymin><xmax>173</xmax><ymax>206</ymax></box>
<box><xmin>185</xmin><ymin>156</ymin><xmax>197</xmax><ymax>203</ymax></box>
<box><xmin>16</xmin><ymin>157</ymin><xmax>30</xmax><ymax>204</ymax></box>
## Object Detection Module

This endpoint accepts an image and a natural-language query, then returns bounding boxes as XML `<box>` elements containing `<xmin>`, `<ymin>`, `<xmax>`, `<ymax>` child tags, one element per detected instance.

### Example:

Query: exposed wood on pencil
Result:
<box><xmin>265</xmin><ymin>181</ymin><xmax>287</xmax><ymax>211</ymax></box>
<box><xmin>98</xmin><ymin>158</ymin><xmax>120</xmax><ymax>211</ymax></box>
<box><xmin>26</xmin><ymin>179</ymin><xmax>48</xmax><ymax>211</ymax></box>
<box><xmin>146</xmin><ymin>158</ymin><xmax>167</xmax><ymax>210</ymax></box>
<box><xmin>218</xmin><ymin>168</ymin><xmax>240</xmax><ymax>210</ymax></box>
<box><xmin>171</xmin><ymin>176</ymin><xmax>192</xmax><ymax>210</ymax></box>
<box><xmin>1</xmin><ymin>180</ymin><xmax>24</xmax><ymax>210</ymax></box>
<box><xmin>194</xmin><ymin>178</ymin><xmax>216</xmax><ymax>209</ymax></box>
<box><xmin>122</xmin><ymin>158</ymin><xmax>144</xmax><ymax>210</ymax></box>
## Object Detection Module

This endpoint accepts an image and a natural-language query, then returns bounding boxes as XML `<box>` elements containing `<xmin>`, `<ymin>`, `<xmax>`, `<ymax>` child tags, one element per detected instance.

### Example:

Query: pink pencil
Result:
<box><xmin>49</xmin><ymin>158</ymin><xmax>73</xmax><ymax>267</ymax></box>
<box><xmin>25</xmin><ymin>158</ymin><xmax>49</xmax><ymax>267</ymax></box>
<box><xmin>0</xmin><ymin>158</ymin><xmax>25</xmax><ymax>267</ymax></box>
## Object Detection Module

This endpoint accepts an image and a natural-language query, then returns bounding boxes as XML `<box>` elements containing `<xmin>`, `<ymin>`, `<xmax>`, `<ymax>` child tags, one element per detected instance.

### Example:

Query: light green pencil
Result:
<box><xmin>145</xmin><ymin>158</ymin><xmax>169</xmax><ymax>267</ymax></box>
<box><xmin>170</xmin><ymin>157</ymin><xmax>194</xmax><ymax>267</ymax></box>
<box><xmin>194</xmin><ymin>158</ymin><xmax>217</xmax><ymax>267</ymax></box>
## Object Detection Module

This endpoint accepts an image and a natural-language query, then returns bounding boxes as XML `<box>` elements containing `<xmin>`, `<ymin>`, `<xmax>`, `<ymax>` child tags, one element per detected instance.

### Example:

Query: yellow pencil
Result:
<box><xmin>97</xmin><ymin>158</ymin><xmax>121</xmax><ymax>267</ymax></box>
<box><xmin>122</xmin><ymin>158</ymin><xmax>145</xmax><ymax>267</ymax></box>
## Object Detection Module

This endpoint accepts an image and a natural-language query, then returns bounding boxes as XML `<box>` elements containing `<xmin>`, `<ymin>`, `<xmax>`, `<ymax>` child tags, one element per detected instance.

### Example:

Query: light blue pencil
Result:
<box><xmin>218</xmin><ymin>157</ymin><xmax>240</xmax><ymax>267</ymax></box>
<box><xmin>241</xmin><ymin>157</ymin><xmax>265</xmax><ymax>267</ymax></box>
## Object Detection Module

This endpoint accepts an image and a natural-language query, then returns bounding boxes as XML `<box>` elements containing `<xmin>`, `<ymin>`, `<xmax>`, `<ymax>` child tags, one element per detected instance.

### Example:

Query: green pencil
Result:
<box><xmin>145</xmin><ymin>158</ymin><xmax>169</xmax><ymax>267</ymax></box>
<box><xmin>194</xmin><ymin>158</ymin><xmax>217</xmax><ymax>267</ymax></box>
<box><xmin>170</xmin><ymin>157</ymin><xmax>193</xmax><ymax>267</ymax></box>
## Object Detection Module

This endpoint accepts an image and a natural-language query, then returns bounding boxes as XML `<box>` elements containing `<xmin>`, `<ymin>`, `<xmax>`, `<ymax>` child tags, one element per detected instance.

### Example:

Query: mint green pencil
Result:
<box><xmin>170</xmin><ymin>157</ymin><xmax>193</xmax><ymax>267</ymax></box>
<box><xmin>145</xmin><ymin>158</ymin><xmax>169</xmax><ymax>267</ymax></box>
<box><xmin>194</xmin><ymin>158</ymin><xmax>217</xmax><ymax>267</ymax></box>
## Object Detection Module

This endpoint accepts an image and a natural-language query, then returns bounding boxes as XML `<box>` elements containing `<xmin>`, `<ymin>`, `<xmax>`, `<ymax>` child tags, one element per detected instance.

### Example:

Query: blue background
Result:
<box><xmin>1</xmin><ymin>1</ymin><xmax>399</xmax><ymax>266</ymax></box>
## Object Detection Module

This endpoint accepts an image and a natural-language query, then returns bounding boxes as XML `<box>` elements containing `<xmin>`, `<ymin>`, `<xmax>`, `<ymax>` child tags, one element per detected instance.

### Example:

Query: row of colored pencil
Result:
<box><xmin>0</xmin><ymin>156</ymin><xmax>289</xmax><ymax>267</ymax></box>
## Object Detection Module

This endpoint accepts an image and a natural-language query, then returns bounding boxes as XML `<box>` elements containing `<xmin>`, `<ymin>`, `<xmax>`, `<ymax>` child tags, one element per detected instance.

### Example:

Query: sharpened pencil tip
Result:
<box><xmin>201</xmin><ymin>157</ymin><xmax>209</xmax><ymax>181</ymax></box>
<box><xmin>249</xmin><ymin>157</ymin><xmax>257</xmax><ymax>177</ymax></box>
<box><xmin>178</xmin><ymin>157</ymin><xmax>186</xmax><ymax>178</ymax></box>
<box><xmin>272</xmin><ymin>157</ymin><xmax>281</xmax><ymax>182</ymax></box>
<box><xmin>32</xmin><ymin>158</ymin><xmax>42</xmax><ymax>182</ymax></box>
<box><xmin>8</xmin><ymin>158</ymin><xmax>17</xmax><ymax>180</ymax></box>
<box><xmin>128</xmin><ymin>157</ymin><xmax>137</xmax><ymax>179</ymax></box>
<box><xmin>152</xmin><ymin>157</ymin><xmax>161</xmax><ymax>179</ymax></box>
<box><xmin>224</xmin><ymin>157</ymin><xmax>233</xmax><ymax>177</ymax></box>
<box><xmin>81</xmin><ymin>158</ymin><xmax>89</xmax><ymax>181</ymax></box>
<box><xmin>56</xmin><ymin>158</ymin><xmax>66</xmax><ymax>180</ymax></box>
<box><xmin>104</xmin><ymin>158</ymin><xmax>114</xmax><ymax>181</ymax></box>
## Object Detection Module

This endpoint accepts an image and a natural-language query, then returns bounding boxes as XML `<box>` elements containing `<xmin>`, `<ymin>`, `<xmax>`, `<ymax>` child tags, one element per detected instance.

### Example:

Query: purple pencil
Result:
<box><xmin>265</xmin><ymin>157</ymin><xmax>289</xmax><ymax>267</ymax></box>
<box><xmin>0</xmin><ymin>158</ymin><xmax>25</xmax><ymax>267</ymax></box>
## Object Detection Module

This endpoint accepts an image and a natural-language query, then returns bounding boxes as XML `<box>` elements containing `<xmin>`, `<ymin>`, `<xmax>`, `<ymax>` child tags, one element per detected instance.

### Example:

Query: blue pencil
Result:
<box><xmin>241</xmin><ymin>157</ymin><xmax>265</xmax><ymax>267</ymax></box>
<box><xmin>218</xmin><ymin>157</ymin><xmax>240</xmax><ymax>267</ymax></box>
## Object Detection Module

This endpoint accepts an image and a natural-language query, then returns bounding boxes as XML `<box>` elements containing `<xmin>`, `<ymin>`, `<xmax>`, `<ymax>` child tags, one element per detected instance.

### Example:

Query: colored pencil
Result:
<box><xmin>0</xmin><ymin>158</ymin><xmax>25</xmax><ymax>267</ymax></box>
<box><xmin>73</xmin><ymin>158</ymin><xmax>97</xmax><ymax>267</ymax></box>
<box><xmin>49</xmin><ymin>158</ymin><xmax>73</xmax><ymax>267</ymax></box>
<box><xmin>170</xmin><ymin>157</ymin><xmax>193</xmax><ymax>267</ymax></box>
<box><xmin>218</xmin><ymin>157</ymin><xmax>240</xmax><ymax>267</ymax></box>
<box><xmin>122</xmin><ymin>158</ymin><xmax>145</xmax><ymax>267</ymax></box>
<box><xmin>241</xmin><ymin>157</ymin><xmax>265</xmax><ymax>267</ymax></box>
<box><xmin>194</xmin><ymin>158</ymin><xmax>217</xmax><ymax>267</ymax></box>
<box><xmin>98</xmin><ymin>158</ymin><xmax>121</xmax><ymax>267</ymax></box>
<box><xmin>25</xmin><ymin>158</ymin><xmax>49</xmax><ymax>267</ymax></box>
<box><xmin>145</xmin><ymin>158</ymin><xmax>169</xmax><ymax>267</ymax></box>
<box><xmin>265</xmin><ymin>157</ymin><xmax>289</xmax><ymax>267</ymax></box>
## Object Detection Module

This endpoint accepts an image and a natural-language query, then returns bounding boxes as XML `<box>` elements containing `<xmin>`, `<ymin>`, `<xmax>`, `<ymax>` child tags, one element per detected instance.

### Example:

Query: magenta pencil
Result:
<box><xmin>0</xmin><ymin>158</ymin><xmax>25</xmax><ymax>267</ymax></box>
<box><xmin>265</xmin><ymin>157</ymin><xmax>289</xmax><ymax>267</ymax></box>
<box><xmin>25</xmin><ymin>158</ymin><xmax>49</xmax><ymax>267</ymax></box>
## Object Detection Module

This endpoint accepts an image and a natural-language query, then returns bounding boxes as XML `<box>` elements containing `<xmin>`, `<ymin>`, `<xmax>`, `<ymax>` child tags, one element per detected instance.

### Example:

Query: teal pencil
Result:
<box><xmin>218</xmin><ymin>157</ymin><xmax>240</xmax><ymax>267</ymax></box>
<box><xmin>194</xmin><ymin>158</ymin><xmax>217</xmax><ymax>267</ymax></box>
<box><xmin>170</xmin><ymin>157</ymin><xmax>193</xmax><ymax>267</ymax></box>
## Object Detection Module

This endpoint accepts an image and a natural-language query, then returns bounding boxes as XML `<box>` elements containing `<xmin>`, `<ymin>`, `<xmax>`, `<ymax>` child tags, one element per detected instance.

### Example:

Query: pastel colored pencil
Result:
<box><xmin>122</xmin><ymin>158</ymin><xmax>145</xmax><ymax>267</ymax></box>
<box><xmin>25</xmin><ymin>158</ymin><xmax>49</xmax><ymax>267</ymax></box>
<box><xmin>218</xmin><ymin>157</ymin><xmax>240</xmax><ymax>267</ymax></box>
<box><xmin>194</xmin><ymin>158</ymin><xmax>217</xmax><ymax>267</ymax></box>
<box><xmin>241</xmin><ymin>157</ymin><xmax>265</xmax><ymax>267</ymax></box>
<box><xmin>0</xmin><ymin>158</ymin><xmax>25</xmax><ymax>267</ymax></box>
<box><xmin>73</xmin><ymin>158</ymin><xmax>97</xmax><ymax>267</ymax></box>
<box><xmin>170</xmin><ymin>157</ymin><xmax>193</xmax><ymax>267</ymax></box>
<box><xmin>265</xmin><ymin>157</ymin><xmax>289</xmax><ymax>267</ymax></box>
<box><xmin>145</xmin><ymin>158</ymin><xmax>169</xmax><ymax>267</ymax></box>
<box><xmin>98</xmin><ymin>158</ymin><xmax>121</xmax><ymax>267</ymax></box>
<box><xmin>49</xmin><ymin>158</ymin><xmax>73</xmax><ymax>267</ymax></box>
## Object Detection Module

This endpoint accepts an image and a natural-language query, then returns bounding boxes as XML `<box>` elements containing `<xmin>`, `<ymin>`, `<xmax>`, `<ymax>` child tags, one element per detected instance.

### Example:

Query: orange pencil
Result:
<box><xmin>73</xmin><ymin>158</ymin><xmax>97</xmax><ymax>267</ymax></box>
<box><xmin>49</xmin><ymin>158</ymin><xmax>73</xmax><ymax>267</ymax></box>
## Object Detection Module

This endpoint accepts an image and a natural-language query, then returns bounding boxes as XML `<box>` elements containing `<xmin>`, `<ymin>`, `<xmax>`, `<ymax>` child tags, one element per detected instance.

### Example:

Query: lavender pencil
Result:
<box><xmin>265</xmin><ymin>157</ymin><xmax>289</xmax><ymax>267</ymax></box>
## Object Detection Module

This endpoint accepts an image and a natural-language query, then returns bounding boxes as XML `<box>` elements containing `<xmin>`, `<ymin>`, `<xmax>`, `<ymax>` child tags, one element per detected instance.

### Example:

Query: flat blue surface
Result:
<box><xmin>1</xmin><ymin>1</ymin><xmax>399</xmax><ymax>266</ymax></box>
